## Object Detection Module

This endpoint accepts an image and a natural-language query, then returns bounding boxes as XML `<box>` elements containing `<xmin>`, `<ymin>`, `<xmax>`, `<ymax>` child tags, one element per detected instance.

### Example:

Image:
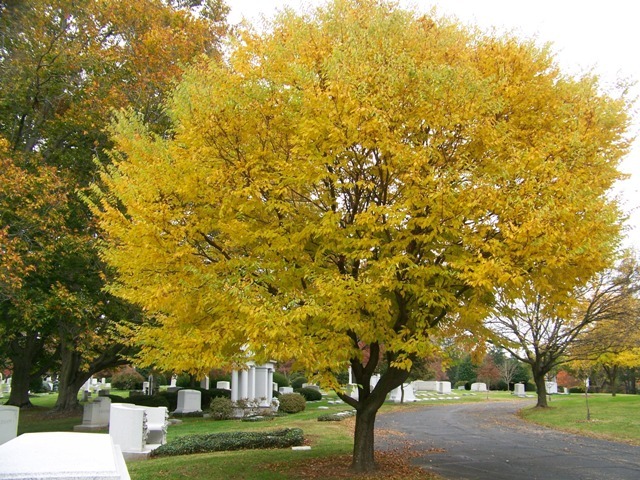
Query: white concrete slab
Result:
<box><xmin>0</xmin><ymin>432</ymin><xmax>130</xmax><ymax>479</ymax></box>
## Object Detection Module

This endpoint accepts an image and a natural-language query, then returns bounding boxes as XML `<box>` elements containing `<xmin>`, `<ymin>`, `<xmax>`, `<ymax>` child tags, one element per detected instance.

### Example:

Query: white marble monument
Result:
<box><xmin>471</xmin><ymin>382</ymin><xmax>487</xmax><ymax>392</ymax></box>
<box><xmin>0</xmin><ymin>405</ymin><xmax>19</xmax><ymax>445</ymax></box>
<box><xmin>437</xmin><ymin>381</ymin><xmax>452</xmax><ymax>394</ymax></box>
<box><xmin>388</xmin><ymin>384</ymin><xmax>417</xmax><ymax>403</ymax></box>
<box><xmin>74</xmin><ymin>396</ymin><xmax>111</xmax><ymax>432</ymax></box>
<box><xmin>174</xmin><ymin>389</ymin><xmax>202</xmax><ymax>414</ymax></box>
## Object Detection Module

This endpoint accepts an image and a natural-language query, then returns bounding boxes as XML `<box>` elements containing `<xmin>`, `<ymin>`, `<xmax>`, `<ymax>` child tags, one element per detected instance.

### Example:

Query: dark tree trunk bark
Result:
<box><xmin>5</xmin><ymin>334</ymin><xmax>46</xmax><ymax>408</ymax></box>
<box><xmin>6</xmin><ymin>353</ymin><xmax>33</xmax><ymax>408</ymax></box>
<box><xmin>352</xmin><ymin>405</ymin><xmax>378</xmax><ymax>472</ymax></box>
<box><xmin>53</xmin><ymin>333</ymin><xmax>128</xmax><ymax>413</ymax></box>
<box><xmin>337</xmin><ymin>360</ymin><xmax>409</xmax><ymax>473</ymax></box>
<box><xmin>532</xmin><ymin>368</ymin><xmax>548</xmax><ymax>408</ymax></box>
<box><xmin>54</xmin><ymin>342</ymin><xmax>87</xmax><ymax>413</ymax></box>
<box><xmin>603</xmin><ymin>365</ymin><xmax>618</xmax><ymax>396</ymax></box>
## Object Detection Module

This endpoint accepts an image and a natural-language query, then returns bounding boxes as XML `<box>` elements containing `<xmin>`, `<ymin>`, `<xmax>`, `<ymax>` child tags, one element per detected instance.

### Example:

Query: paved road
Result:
<box><xmin>376</xmin><ymin>400</ymin><xmax>640</xmax><ymax>480</ymax></box>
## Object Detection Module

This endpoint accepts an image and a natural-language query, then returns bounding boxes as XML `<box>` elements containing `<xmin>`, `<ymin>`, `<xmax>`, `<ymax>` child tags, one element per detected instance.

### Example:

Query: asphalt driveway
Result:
<box><xmin>375</xmin><ymin>400</ymin><xmax>640</xmax><ymax>480</ymax></box>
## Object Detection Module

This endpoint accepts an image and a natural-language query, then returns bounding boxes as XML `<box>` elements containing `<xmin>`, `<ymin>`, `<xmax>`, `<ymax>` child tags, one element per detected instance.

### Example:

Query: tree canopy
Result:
<box><xmin>91</xmin><ymin>0</ymin><xmax>630</xmax><ymax>471</ymax></box>
<box><xmin>0</xmin><ymin>0</ymin><xmax>229</xmax><ymax>409</ymax></box>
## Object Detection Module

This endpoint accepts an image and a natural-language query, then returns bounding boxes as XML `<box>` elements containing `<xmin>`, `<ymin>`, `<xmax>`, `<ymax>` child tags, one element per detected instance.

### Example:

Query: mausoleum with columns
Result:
<box><xmin>231</xmin><ymin>360</ymin><xmax>276</xmax><ymax>407</ymax></box>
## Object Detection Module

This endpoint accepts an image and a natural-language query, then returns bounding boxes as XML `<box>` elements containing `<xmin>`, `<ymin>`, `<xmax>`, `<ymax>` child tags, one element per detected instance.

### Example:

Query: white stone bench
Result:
<box><xmin>109</xmin><ymin>404</ymin><xmax>168</xmax><ymax>459</ymax></box>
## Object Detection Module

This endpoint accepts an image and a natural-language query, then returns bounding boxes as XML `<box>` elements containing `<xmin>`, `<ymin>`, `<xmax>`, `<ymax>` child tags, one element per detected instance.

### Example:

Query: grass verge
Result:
<box><xmin>520</xmin><ymin>393</ymin><xmax>640</xmax><ymax>445</ymax></box>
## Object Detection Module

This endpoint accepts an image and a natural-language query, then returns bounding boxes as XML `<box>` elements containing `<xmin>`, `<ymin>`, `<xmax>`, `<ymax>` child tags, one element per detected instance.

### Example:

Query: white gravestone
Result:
<box><xmin>279</xmin><ymin>386</ymin><xmax>294</xmax><ymax>394</ymax></box>
<box><xmin>411</xmin><ymin>380</ymin><xmax>437</xmax><ymax>392</ymax></box>
<box><xmin>74</xmin><ymin>397</ymin><xmax>111</xmax><ymax>432</ymax></box>
<box><xmin>174</xmin><ymin>389</ymin><xmax>201</xmax><ymax>414</ymax></box>
<box><xmin>545</xmin><ymin>381</ymin><xmax>558</xmax><ymax>394</ymax></box>
<box><xmin>200</xmin><ymin>376</ymin><xmax>210</xmax><ymax>390</ymax></box>
<box><xmin>437</xmin><ymin>381</ymin><xmax>452</xmax><ymax>394</ymax></box>
<box><xmin>0</xmin><ymin>405</ymin><xmax>19</xmax><ymax>445</ymax></box>
<box><xmin>0</xmin><ymin>432</ymin><xmax>130</xmax><ymax>480</ymax></box>
<box><xmin>388</xmin><ymin>384</ymin><xmax>417</xmax><ymax>403</ymax></box>
<box><xmin>514</xmin><ymin>383</ymin><xmax>526</xmax><ymax>397</ymax></box>
<box><xmin>471</xmin><ymin>382</ymin><xmax>487</xmax><ymax>392</ymax></box>
<box><xmin>216</xmin><ymin>381</ymin><xmax>231</xmax><ymax>390</ymax></box>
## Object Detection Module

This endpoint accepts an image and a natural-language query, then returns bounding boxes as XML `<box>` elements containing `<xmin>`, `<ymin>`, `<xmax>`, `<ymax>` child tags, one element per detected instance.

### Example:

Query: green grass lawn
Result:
<box><xmin>520</xmin><ymin>393</ymin><xmax>640</xmax><ymax>445</ymax></box>
<box><xmin>12</xmin><ymin>390</ymin><xmax>640</xmax><ymax>479</ymax></box>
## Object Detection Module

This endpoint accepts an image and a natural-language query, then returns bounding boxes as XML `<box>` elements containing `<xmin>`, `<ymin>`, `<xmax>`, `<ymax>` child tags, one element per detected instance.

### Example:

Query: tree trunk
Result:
<box><xmin>532</xmin><ymin>369</ymin><xmax>548</xmax><ymax>408</ymax></box>
<box><xmin>337</xmin><ymin>362</ymin><xmax>409</xmax><ymax>473</ymax></box>
<box><xmin>53</xmin><ymin>334</ymin><xmax>128</xmax><ymax>412</ymax></box>
<box><xmin>5</xmin><ymin>334</ymin><xmax>45</xmax><ymax>408</ymax></box>
<box><xmin>54</xmin><ymin>345</ymin><xmax>87</xmax><ymax>412</ymax></box>
<box><xmin>352</xmin><ymin>405</ymin><xmax>378</xmax><ymax>472</ymax></box>
<box><xmin>6</xmin><ymin>353</ymin><xmax>33</xmax><ymax>408</ymax></box>
<box><xmin>604</xmin><ymin>365</ymin><xmax>618</xmax><ymax>397</ymax></box>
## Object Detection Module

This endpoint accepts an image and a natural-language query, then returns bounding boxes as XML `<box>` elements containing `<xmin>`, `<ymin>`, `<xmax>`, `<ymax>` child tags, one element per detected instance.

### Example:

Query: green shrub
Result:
<box><xmin>194</xmin><ymin>388</ymin><xmax>212</xmax><ymax>410</ymax></box>
<box><xmin>569</xmin><ymin>386</ymin><xmax>586</xmax><ymax>394</ymax></box>
<box><xmin>158</xmin><ymin>391</ymin><xmax>179</xmax><ymax>411</ymax></box>
<box><xmin>291</xmin><ymin>376</ymin><xmax>307</xmax><ymax>389</ymax></box>
<box><xmin>30</xmin><ymin>377</ymin><xmax>50</xmax><ymax>393</ymax></box>
<box><xmin>111</xmin><ymin>367</ymin><xmax>145</xmax><ymax>390</ymax></box>
<box><xmin>295</xmin><ymin>387</ymin><xmax>322</xmax><ymax>401</ymax></box>
<box><xmin>208</xmin><ymin>388</ymin><xmax>231</xmax><ymax>399</ymax></box>
<box><xmin>317</xmin><ymin>410</ymin><xmax>356</xmax><ymax>422</ymax></box>
<box><xmin>176</xmin><ymin>374</ymin><xmax>193</xmax><ymax>388</ymax></box>
<box><xmin>150</xmin><ymin>428</ymin><xmax>304</xmax><ymax>457</ymax></box>
<box><xmin>106</xmin><ymin>394</ymin><xmax>126</xmax><ymax>403</ymax></box>
<box><xmin>278</xmin><ymin>393</ymin><xmax>306</xmax><ymax>414</ymax></box>
<box><xmin>122</xmin><ymin>395</ymin><xmax>170</xmax><ymax>408</ymax></box>
<box><xmin>172</xmin><ymin>411</ymin><xmax>204</xmax><ymax>418</ymax></box>
<box><xmin>273</xmin><ymin>372</ymin><xmax>290</xmax><ymax>388</ymax></box>
<box><xmin>209</xmin><ymin>397</ymin><xmax>235</xmax><ymax>420</ymax></box>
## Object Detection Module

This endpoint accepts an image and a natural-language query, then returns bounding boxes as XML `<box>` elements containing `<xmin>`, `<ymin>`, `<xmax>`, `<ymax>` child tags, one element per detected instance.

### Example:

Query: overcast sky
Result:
<box><xmin>228</xmin><ymin>0</ymin><xmax>640</xmax><ymax>249</ymax></box>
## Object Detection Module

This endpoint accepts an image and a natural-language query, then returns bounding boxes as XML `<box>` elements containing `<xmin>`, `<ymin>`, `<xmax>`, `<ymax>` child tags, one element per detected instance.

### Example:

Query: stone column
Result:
<box><xmin>240</xmin><ymin>370</ymin><xmax>249</xmax><ymax>399</ymax></box>
<box><xmin>248</xmin><ymin>366</ymin><xmax>256</xmax><ymax>402</ymax></box>
<box><xmin>267</xmin><ymin>368</ymin><xmax>274</xmax><ymax>404</ymax></box>
<box><xmin>231</xmin><ymin>370</ymin><xmax>239</xmax><ymax>402</ymax></box>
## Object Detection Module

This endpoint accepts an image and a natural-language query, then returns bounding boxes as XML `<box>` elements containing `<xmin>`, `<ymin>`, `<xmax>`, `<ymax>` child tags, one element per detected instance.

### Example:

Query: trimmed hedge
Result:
<box><xmin>150</xmin><ymin>428</ymin><xmax>304</xmax><ymax>457</ymax></box>
<box><xmin>121</xmin><ymin>395</ymin><xmax>170</xmax><ymax>409</ymax></box>
<box><xmin>291</xmin><ymin>376</ymin><xmax>307</xmax><ymax>389</ymax></box>
<box><xmin>209</xmin><ymin>388</ymin><xmax>231</xmax><ymax>399</ymax></box>
<box><xmin>295</xmin><ymin>387</ymin><xmax>322</xmax><ymax>401</ymax></box>
<box><xmin>273</xmin><ymin>372</ymin><xmax>290</xmax><ymax>388</ymax></box>
<box><xmin>158</xmin><ymin>391</ymin><xmax>179</xmax><ymax>411</ymax></box>
<box><xmin>317</xmin><ymin>410</ymin><xmax>356</xmax><ymax>422</ymax></box>
<box><xmin>278</xmin><ymin>393</ymin><xmax>306</xmax><ymax>414</ymax></box>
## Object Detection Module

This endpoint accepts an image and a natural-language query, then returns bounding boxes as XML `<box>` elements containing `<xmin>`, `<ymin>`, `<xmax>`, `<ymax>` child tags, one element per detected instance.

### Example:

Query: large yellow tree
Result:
<box><xmin>92</xmin><ymin>0</ymin><xmax>630</xmax><ymax>471</ymax></box>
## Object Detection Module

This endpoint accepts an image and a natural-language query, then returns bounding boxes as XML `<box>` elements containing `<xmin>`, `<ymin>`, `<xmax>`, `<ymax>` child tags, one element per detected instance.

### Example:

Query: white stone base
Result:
<box><xmin>0</xmin><ymin>432</ymin><xmax>130</xmax><ymax>479</ymax></box>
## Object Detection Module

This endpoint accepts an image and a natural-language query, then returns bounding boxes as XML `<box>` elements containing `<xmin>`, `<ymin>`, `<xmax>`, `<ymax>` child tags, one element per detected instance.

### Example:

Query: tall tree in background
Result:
<box><xmin>92</xmin><ymin>0</ymin><xmax>630</xmax><ymax>471</ymax></box>
<box><xmin>489</xmin><ymin>255</ymin><xmax>640</xmax><ymax>407</ymax></box>
<box><xmin>0</xmin><ymin>0</ymin><xmax>228</xmax><ymax>409</ymax></box>
<box><xmin>0</xmin><ymin>138</ymin><xmax>68</xmax><ymax>407</ymax></box>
